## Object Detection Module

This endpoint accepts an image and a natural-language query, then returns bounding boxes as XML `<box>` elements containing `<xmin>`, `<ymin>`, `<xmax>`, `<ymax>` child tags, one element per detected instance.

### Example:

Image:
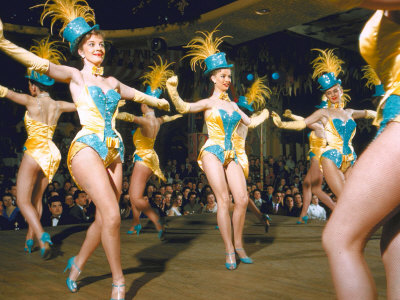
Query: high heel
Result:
<box><xmin>302</xmin><ymin>215</ymin><xmax>309</xmax><ymax>224</ymax></box>
<box><xmin>64</xmin><ymin>256</ymin><xmax>81</xmax><ymax>293</ymax></box>
<box><xmin>40</xmin><ymin>232</ymin><xmax>53</xmax><ymax>258</ymax></box>
<box><xmin>127</xmin><ymin>223</ymin><xmax>142</xmax><ymax>235</ymax></box>
<box><xmin>158</xmin><ymin>229</ymin><xmax>165</xmax><ymax>241</ymax></box>
<box><xmin>225</xmin><ymin>252</ymin><xmax>237</xmax><ymax>270</ymax></box>
<box><xmin>235</xmin><ymin>248</ymin><xmax>253</xmax><ymax>264</ymax></box>
<box><xmin>111</xmin><ymin>283</ymin><xmax>125</xmax><ymax>300</ymax></box>
<box><xmin>24</xmin><ymin>239</ymin><xmax>34</xmax><ymax>253</ymax></box>
<box><xmin>261</xmin><ymin>214</ymin><xmax>270</xmax><ymax>233</ymax></box>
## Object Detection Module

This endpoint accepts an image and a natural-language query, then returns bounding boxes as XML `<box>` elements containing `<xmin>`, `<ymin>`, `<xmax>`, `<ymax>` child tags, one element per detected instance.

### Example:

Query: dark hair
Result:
<box><xmin>188</xmin><ymin>192</ymin><xmax>197</xmax><ymax>198</ymax></box>
<box><xmin>28</xmin><ymin>80</ymin><xmax>52</xmax><ymax>94</ymax></box>
<box><xmin>73</xmin><ymin>190</ymin><xmax>85</xmax><ymax>200</ymax></box>
<box><xmin>2</xmin><ymin>193</ymin><xmax>12</xmax><ymax>200</ymax></box>
<box><xmin>48</xmin><ymin>195</ymin><xmax>63</xmax><ymax>206</ymax></box>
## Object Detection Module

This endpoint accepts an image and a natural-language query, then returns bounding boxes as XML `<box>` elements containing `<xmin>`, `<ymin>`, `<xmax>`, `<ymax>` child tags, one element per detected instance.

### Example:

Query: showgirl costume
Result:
<box><xmin>359</xmin><ymin>10</ymin><xmax>400</xmax><ymax>134</ymax></box>
<box><xmin>173</xmin><ymin>26</ymin><xmax>243</xmax><ymax>171</ymax></box>
<box><xmin>311</xmin><ymin>49</ymin><xmax>357</xmax><ymax>173</ymax></box>
<box><xmin>117</xmin><ymin>57</ymin><xmax>180</xmax><ymax>182</ymax></box>
<box><xmin>233</xmin><ymin>77</ymin><xmax>270</xmax><ymax>178</ymax></box>
<box><xmin>23</xmin><ymin>37</ymin><xmax>65</xmax><ymax>182</ymax></box>
<box><xmin>35</xmin><ymin>0</ymin><xmax>125</xmax><ymax>186</ymax></box>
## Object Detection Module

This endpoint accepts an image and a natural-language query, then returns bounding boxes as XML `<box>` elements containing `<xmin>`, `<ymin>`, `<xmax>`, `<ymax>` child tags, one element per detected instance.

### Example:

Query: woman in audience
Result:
<box><xmin>167</xmin><ymin>193</ymin><xmax>183</xmax><ymax>217</ymax></box>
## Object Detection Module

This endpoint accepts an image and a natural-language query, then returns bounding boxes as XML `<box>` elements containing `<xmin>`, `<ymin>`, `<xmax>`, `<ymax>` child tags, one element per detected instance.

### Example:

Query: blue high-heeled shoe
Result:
<box><xmin>302</xmin><ymin>215</ymin><xmax>309</xmax><ymax>224</ymax></box>
<box><xmin>40</xmin><ymin>232</ymin><xmax>53</xmax><ymax>258</ymax></box>
<box><xmin>111</xmin><ymin>283</ymin><xmax>125</xmax><ymax>300</ymax></box>
<box><xmin>235</xmin><ymin>248</ymin><xmax>253</xmax><ymax>264</ymax></box>
<box><xmin>225</xmin><ymin>252</ymin><xmax>237</xmax><ymax>270</ymax></box>
<box><xmin>24</xmin><ymin>239</ymin><xmax>34</xmax><ymax>253</ymax></box>
<box><xmin>127</xmin><ymin>223</ymin><xmax>142</xmax><ymax>235</ymax></box>
<box><xmin>64</xmin><ymin>256</ymin><xmax>81</xmax><ymax>293</ymax></box>
<box><xmin>158</xmin><ymin>229</ymin><xmax>165</xmax><ymax>240</ymax></box>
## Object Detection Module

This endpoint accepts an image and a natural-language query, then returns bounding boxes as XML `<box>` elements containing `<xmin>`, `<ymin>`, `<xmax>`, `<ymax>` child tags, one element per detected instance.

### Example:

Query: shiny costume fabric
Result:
<box><xmin>198</xmin><ymin>108</ymin><xmax>241</xmax><ymax>170</ymax></box>
<box><xmin>359</xmin><ymin>10</ymin><xmax>400</xmax><ymax>132</ymax></box>
<box><xmin>308</xmin><ymin>131</ymin><xmax>327</xmax><ymax>162</ymax></box>
<box><xmin>232</xmin><ymin>132</ymin><xmax>248</xmax><ymax>178</ymax></box>
<box><xmin>321</xmin><ymin>118</ymin><xmax>357</xmax><ymax>173</ymax></box>
<box><xmin>68</xmin><ymin>86</ymin><xmax>124</xmax><ymax>186</ymax></box>
<box><xmin>23</xmin><ymin>111</ymin><xmax>61</xmax><ymax>183</ymax></box>
<box><xmin>132</xmin><ymin>127</ymin><xmax>166</xmax><ymax>182</ymax></box>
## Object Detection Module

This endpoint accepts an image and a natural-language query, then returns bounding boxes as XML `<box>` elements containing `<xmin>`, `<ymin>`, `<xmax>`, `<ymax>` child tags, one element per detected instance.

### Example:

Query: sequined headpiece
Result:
<box><xmin>141</xmin><ymin>56</ymin><xmax>175</xmax><ymax>98</ymax></box>
<box><xmin>238</xmin><ymin>76</ymin><xmax>271</xmax><ymax>112</ymax></box>
<box><xmin>362</xmin><ymin>65</ymin><xmax>385</xmax><ymax>97</ymax></box>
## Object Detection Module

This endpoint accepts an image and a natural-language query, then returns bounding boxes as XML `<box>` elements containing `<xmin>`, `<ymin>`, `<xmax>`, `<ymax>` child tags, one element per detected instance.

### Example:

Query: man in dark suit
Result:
<box><xmin>262</xmin><ymin>191</ymin><xmax>285</xmax><ymax>216</ymax></box>
<box><xmin>69</xmin><ymin>190</ymin><xmax>91</xmax><ymax>224</ymax></box>
<box><xmin>41</xmin><ymin>196</ymin><xmax>72</xmax><ymax>227</ymax></box>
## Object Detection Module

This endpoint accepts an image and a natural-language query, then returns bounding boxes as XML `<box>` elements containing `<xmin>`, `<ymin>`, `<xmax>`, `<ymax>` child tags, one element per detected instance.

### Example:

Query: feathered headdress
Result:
<box><xmin>183</xmin><ymin>24</ymin><xmax>233</xmax><ymax>74</ymax></box>
<box><xmin>35</xmin><ymin>0</ymin><xmax>96</xmax><ymax>36</ymax></box>
<box><xmin>245</xmin><ymin>76</ymin><xmax>271</xmax><ymax>110</ymax></box>
<box><xmin>141</xmin><ymin>56</ymin><xmax>175</xmax><ymax>93</ymax></box>
<box><xmin>29</xmin><ymin>37</ymin><xmax>66</xmax><ymax>64</ymax></box>
<box><xmin>311</xmin><ymin>48</ymin><xmax>344</xmax><ymax>80</ymax></box>
<box><xmin>362</xmin><ymin>65</ymin><xmax>381</xmax><ymax>89</ymax></box>
<box><xmin>33</xmin><ymin>0</ymin><xmax>98</xmax><ymax>54</ymax></box>
<box><xmin>26</xmin><ymin>36</ymin><xmax>65</xmax><ymax>86</ymax></box>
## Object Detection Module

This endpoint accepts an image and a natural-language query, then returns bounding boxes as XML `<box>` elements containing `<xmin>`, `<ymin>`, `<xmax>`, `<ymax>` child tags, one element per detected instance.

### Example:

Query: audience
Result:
<box><xmin>0</xmin><ymin>151</ymin><xmax>336</xmax><ymax>231</ymax></box>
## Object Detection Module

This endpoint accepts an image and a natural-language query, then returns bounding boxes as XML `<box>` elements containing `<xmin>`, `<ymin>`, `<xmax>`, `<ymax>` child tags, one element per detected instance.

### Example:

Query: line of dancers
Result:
<box><xmin>0</xmin><ymin>0</ymin><xmax>400</xmax><ymax>299</ymax></box>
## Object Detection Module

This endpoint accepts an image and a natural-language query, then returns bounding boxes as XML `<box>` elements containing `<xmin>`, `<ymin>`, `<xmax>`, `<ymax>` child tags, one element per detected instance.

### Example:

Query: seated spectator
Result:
<box><xmin>293</xmin><ymin>193</ymin><xmax>303</xmax><ymax>215</ymax></box>
<box><xmin>2</xmin><ymin>193</ymin><xmax>20</xmax><ymax>223</ymax></box>
<box><xmin>263</xmin><ymin>191</ymin><xmax>285</xmax><ymax>215</ymax></box>
<box><xmin>284</xmin><ymin>195</ymin><xmax>299</xmax><ymax>217</ymax></box>
<box><xmin>183</xmin><ymin>192</ymin><xmax>202</xmax><ymax>215</ymax></box>
<box><xmin>119</xmin><ymin>193</ymin><xmax>132</xmax><ymax>220</ymax></box>
<box><xmin>252</xmin><ymin>189</ymin><xmax>264</xmax><ymax>210</ymax></box>
<box><xmin>41</xmin><ymin>196</ymin><xmax>73</xmax><ymax>227</ymax></box>
<box><xmin>202</xmin><ymin>192</ymin><xmax>217</xmax><ymax>213</ymax></box>
<box><xmin>163</xmin><ymin>192</ymin><xmax>172</xmax><ymax>214</ymax></box>
<box><xmin>181</xmin><ymin>187</ymin><xmax>191</xmax><ymax>207</ymax></box>
<box><xmin>69</xmin><ymin>190</ymin><xmax>91</xmax><ymax>223</ymax></box>
<box><xmin>63</xmin><ymin>194</ymin><xmax>75</xmax><ymax>215</ymax></box>
<box><xmin>0</xmin><ymin>198</ymin><xmax>13</xmax><ymax>230</ymax></box>
<box><xmin>151</xmin><ymin>192</ymin><xmax>166</xmax><ymax>218</ymax></box>
<box><xmin>58</xmin><ymin>180</ymin><xmax>72</xmax><ymax>198</ymax></box>
<box><xmin>167</xmin><ymin>193</ymin><xmax>183</xmax><ymax>216</ymax></box>
<box><xmin>265</xmin><ymin>185</ymin><xmax>274</xmax><ymax>205</ymax></box>
<box><xmin>307</xmin><ymin>195</ymin><xmax>327</xmax><ymax>221</ymax></box>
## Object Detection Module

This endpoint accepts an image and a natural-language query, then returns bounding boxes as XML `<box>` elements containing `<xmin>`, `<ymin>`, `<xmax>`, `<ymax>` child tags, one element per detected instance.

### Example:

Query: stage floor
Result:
<box><xmin>0</xmin><ymin>213</ymin><xmax>386</xmax><ymax>300</ymax></box>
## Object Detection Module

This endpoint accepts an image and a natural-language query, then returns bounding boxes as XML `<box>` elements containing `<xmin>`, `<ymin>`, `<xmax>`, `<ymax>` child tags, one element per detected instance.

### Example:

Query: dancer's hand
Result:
<box><xmin>0</xmin><ymin>84</ymin><xmax>8</xmax><ymax>98</ymax></box>
<box><xmin>0</xmin><ymin>18</ymin><xmax>4</xmax><ymax>40</ymax></box>
<box><xmin>283</xmin><ymin>109</ymin><xmax>292</xmax><ymax>118</ymax></box>
<box><xmin>271</xmin><ymin>111</ymin><xmax>282</xmax><ymax>127</ymax></box>
<box><xmin>157</xmin><ymin>98</ymin><xmax>170</xmax><ymax>111</ymax></box>
<box><xmin>166</xmin><ymin>75</ymin><xmax>178</xmax><ymax>89</ymax></box>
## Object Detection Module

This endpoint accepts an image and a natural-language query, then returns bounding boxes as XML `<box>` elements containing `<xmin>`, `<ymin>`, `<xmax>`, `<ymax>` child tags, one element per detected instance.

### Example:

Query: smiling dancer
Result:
<box><xmin>0</xmin><ymin>37</ymin><xmax>75</xmax><ymax>257</ymax></box>
<box><xmin>323</xmin><ymin>1</ymin><xmax>400</xmax><ymax>299</ymax></box>
<box><xmin>282</xmin><ymin>102</ymin><xmax>336</xmax><ymax>225</ymax></box>
<box><xmin>117</xmin><ymin>57</ymin><xmax>182</xmax><ymax>238</ymax></box>
<box><xmin>0</xmin><ymin>0</ymin><xmax>170</xmax><ymax>298</ymax></box>
<box><xmin>166</xmin><ymin>25</ymin><xmax>252</xmax><ymax>270</ymax></box>
<box><xmin>232</xmin><ymin>77</ymin><xmax>271</xmax><ymax>232</ymax></box>
<box><xmin>272</xmin><ymin>48</ymin><xmax>376</xmax><ymax>199</ymax></box>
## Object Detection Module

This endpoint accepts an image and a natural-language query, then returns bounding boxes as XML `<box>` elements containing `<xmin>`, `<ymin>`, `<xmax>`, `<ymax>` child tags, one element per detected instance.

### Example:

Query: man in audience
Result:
<box><xmin>265</xmin><ymin>185</ymin><xmax>274</xmax><ymax>206</ymax></box>
<box><xmin>263</xmin><ymin>191</ymin><xmax>285</xmax><ymax>215</ymax></box>
<box><xmin>284</xmin><ymin>195</ymin><xmax>299</xmax><ymax>217</ymax></box>
<box><xmin>183</xmin><ymin>192</ymin><xmax>202</xmax><ymax>215</ymax></box>
<box><xmin>253</xmin><ymin>189</ymin><xmax>264</xmax><ymax>210</ymax></box>
<box><xmin>69</xmin><ymin>190</ymin><xmax>91</xmax><ymax>223</ymax></box>
<box><xmin>293</xmin><ymin>193</ymin><xmax>303</xmax><ymax>216</ymax></box>
<box><xmin>42</xmin><ymin>195</ymin><xmax>72</xmax><ymax>227</ymax></box>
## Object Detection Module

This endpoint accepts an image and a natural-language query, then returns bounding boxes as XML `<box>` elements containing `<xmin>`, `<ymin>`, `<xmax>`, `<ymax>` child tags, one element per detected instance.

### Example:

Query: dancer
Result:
<box><xmin>116</xmin><ymin>57</ymin><xmax>182</xmax><ymax>237</ymax></box>
<box><xmin>0</xmin><ymin>0</ymin><xmax>169</xmax><ymax>298</ymax></box>
<box><xmin>323</xmin><ymin>1</ymin><xmax>400</xmax><ymax>299</ymax></box>
<box><xmin>166</xmin><ymin>25</ymin><xmax>252</xmax><ymax>270</ymax></box>
<box><xmin>0</xmin><ymin>37</ymin><xmax>75</xmax><ymax>257</ymax></box>
<box><xmin>232</xmin><ymin>77</ymin><xmax>271</xmax><ymax>232</ymax></box>
<box><xmin>282</xmin><ymin>104</ymin><xmax>336</xmax><ymax>225</ymax></box>
<box><xmin>272</xmin><ymin>48</ymin><xmax>376</xmax><ymax>198</ymax></box>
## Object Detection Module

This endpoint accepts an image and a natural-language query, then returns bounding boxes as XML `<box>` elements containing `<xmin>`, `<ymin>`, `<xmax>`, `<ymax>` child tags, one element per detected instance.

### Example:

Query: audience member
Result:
<box><xmin>41</xmin><ymin>196</ymin><xmax>73</xmax><ymax>227</ymax></box>
<box><xmin>183</xmin><ymin>192</ymin><xmax>202</xmax><ymax>215</ymax></box>
<box><xmin>69</xmin><ymin>190</ymin><xmax>91</xmax><ymax>223</ymax></box>
<box><xmin>307</xmin><ymin>195</ymin><xmax>327</xmax><ymax>221</ymax></box>
<box><xmin>202</xmin><ymin>192</ymin><xmax>217</xmax><ymax>213</ymax></box>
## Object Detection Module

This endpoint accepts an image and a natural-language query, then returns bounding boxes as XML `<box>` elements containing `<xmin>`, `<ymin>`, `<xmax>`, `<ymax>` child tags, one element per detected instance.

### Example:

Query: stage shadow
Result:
<box><xmin>48</xmin><ymin>224</ymin><xmax>89</xmax><ymax>259</ymax></box>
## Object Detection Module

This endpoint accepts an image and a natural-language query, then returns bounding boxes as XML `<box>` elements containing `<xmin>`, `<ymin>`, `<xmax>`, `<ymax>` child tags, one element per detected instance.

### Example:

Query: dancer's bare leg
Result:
<box><xmin>129</xmin><ymin>162</ymin><xmax>161</xmax><ymax>231</ymax></box>
<box><xmin>321</xmin><ymin>157</ymin><xmax>345</xmax><ymax>197</ymax></box>
<box><xmin>226</xmin><ymin>161</ymin><xmax>249</xmax><ymax>258</ymax></box>
<box><xmin>380</xmin><ymin>209</ymin><xmax>400</xmax><ymax>299</ymax></box>
<box><xmin>310</xmin><ymin>161</ymin><xmax>336</xmax><ymax>211</ymax></box>
<box><xmin>16</xmin><ymin>154</ymin><xmax>48</xmax><ymax>249</ymax></box>
<box><xmin>298</xmin><ymin>166</ymin><xmax>312</xmax><ymax>223</ymax></box>
<box><xmin>322</xmin><ymin>122</ymin><xmax>400</xmax><ymax>299</ymax></box>
<box><xmin>25</xmin><ymin>173</ymin><xmax>48</xmax><ymax>247</ymax></box>
<box><xmin>71</xmin><ymin>148</ymin><xmax>124</xmax><ymax>295</ymax></box>
<box><xmin>130</xmin><ymin>205</ymin><xmax>141</xmax><ymax>230</ymax></box>
<box><xmin>247</xmin><ymin>197</ymin><xmax>263</xmax><ymax>221</ymax></box>
<box><xmin>201</xmin><ymin>153</ymin><xmax>234</xmax><ymax>266</ymax></box>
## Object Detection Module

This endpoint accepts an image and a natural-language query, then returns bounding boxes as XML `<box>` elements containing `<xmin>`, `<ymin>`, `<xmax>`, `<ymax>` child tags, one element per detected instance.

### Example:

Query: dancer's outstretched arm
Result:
<box><xmin>159</xmin><ymin>114</ymin><xmax>183</xmax><ymax>124</ymax></box>
<box><xmin>283</xmin><ymin>109</ymin><xmax>304</xmax><ymax>121</ymax></box>
<box><xmin>248</xmin><ymin>109</ymin><xmax>269</xmax><ymax>128</ymax></box>
<box><xmin>348</xmin><ymin>109</ymin><xmax>377</xmax><ymax>120</ymax></box>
